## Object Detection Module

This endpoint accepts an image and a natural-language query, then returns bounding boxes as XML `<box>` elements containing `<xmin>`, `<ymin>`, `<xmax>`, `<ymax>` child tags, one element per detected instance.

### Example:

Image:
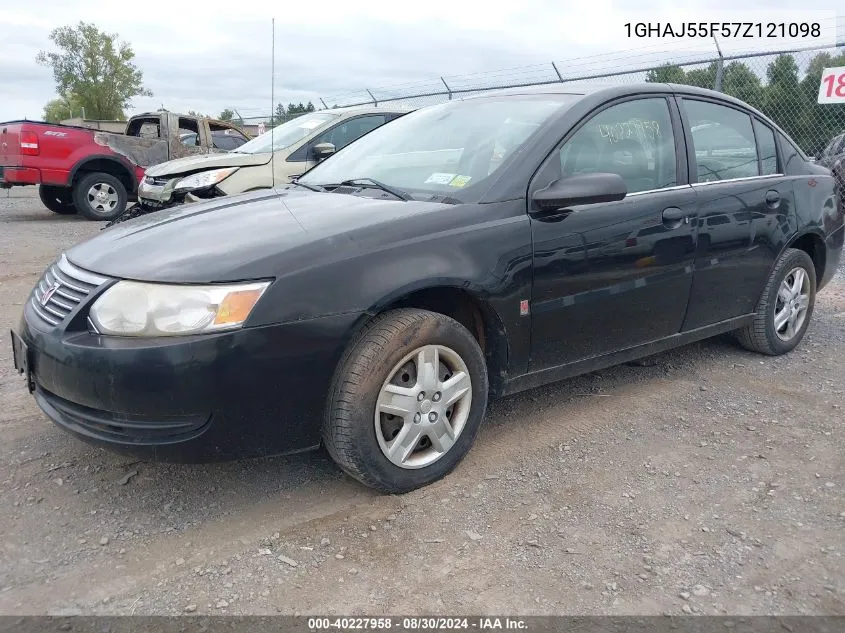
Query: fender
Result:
<box><xmin>356</xmin><ymin>277</ymin><xmax>513</xmax><ymax>394</ymax></box>
<box><xmin>751</xmin><ymin>227</ymin><xmax>829</xmax><ymax>306</ymax></box>
<box><xmin>69</xmin><ymin>154</ymin><xmax>140</xmax><ymax>193</ymax></box>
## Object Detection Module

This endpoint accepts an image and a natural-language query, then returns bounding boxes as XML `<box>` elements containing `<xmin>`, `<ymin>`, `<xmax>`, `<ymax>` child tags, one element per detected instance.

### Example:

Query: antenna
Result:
<box><xmin>270</xmin><ymin>17</ymin><xmax>276</xmax><ymax>189</ymax></box>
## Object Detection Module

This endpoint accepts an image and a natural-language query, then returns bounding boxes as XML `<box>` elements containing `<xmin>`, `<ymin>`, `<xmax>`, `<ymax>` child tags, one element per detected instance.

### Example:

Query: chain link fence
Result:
<box><xmin>235</xmin><ymin>43</ymin><xmax>845</xmax><ymax>180</ymax></box>
<box><xmin>311</xmin><ymin>43</ymin><xmax>845</xmax><ymax>160</ymax></box>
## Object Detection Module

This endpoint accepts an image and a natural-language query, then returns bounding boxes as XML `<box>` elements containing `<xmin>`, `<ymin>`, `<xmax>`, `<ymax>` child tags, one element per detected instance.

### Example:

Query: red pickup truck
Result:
<box><xmin>0</xmin><ymin>112</ymin><xmax>251</xmax><ymax>220</ymax></box>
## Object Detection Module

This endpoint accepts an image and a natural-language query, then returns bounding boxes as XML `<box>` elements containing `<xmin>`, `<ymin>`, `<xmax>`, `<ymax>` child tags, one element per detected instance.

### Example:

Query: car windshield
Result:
<box><xmin>234</xmin><ymin>112</ymin><xmax>339</xmax><ymax>154</ymax></box>
<box><xmin>298</xmin><ymin>95</ymin><xmax>575</xmax><ymax>201</ymax></box>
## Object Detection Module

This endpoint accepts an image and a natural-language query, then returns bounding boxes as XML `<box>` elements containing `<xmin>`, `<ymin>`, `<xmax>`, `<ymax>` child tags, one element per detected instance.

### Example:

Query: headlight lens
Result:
<box><xmin>173</xmin><ymin>167</ymin><xmax>239</xmax><ymax>193</ymax></box>
<box><xmin>89</xmin><ymin>280</ymin><xmax>270</xmax><ymax>336</ymax></box>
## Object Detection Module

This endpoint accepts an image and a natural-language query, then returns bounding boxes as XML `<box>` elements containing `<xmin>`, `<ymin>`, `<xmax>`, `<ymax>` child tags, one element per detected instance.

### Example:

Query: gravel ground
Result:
<box><xmin>1</xmin><ymin>187</ymin><xmax>843</xmax><ymax>616</ymax></box>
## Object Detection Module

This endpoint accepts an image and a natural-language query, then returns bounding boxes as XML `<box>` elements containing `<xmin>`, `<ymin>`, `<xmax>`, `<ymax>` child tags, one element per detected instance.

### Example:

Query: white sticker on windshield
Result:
<box><xmin>299</xmin><ymin>120</ymin><xmax>323</xmax><ymax>129</ymax></box>
<box><xmin>425</xmin><ymin>172</ymin><xmax>457</xmax><ymax>184</ymax></box>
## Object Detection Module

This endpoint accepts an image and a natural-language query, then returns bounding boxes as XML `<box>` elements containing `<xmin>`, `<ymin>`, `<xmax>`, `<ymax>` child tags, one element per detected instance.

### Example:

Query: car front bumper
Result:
<box><xmin>15</xmin><ymin>299</ymin><xmax>362</xmax><ymax>462</ymax></box>
<box><xmin>137</xmin><ymin>177</ymin><xmax>175</xmax><ymax>204</ymax></box>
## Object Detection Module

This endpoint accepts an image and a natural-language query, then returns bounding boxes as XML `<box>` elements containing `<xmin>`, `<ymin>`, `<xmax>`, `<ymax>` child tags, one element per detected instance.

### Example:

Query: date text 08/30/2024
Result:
<box><xmin>307</xmin><ymin>617</ymin><xmax>528</xmax><ymax>630</ymax></box>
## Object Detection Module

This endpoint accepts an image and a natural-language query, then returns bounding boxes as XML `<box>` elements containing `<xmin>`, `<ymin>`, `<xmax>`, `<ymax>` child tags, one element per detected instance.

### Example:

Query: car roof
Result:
<box><xmin>460</xmin><ymin>81</ymin><xmax>804</xmax><ymax>153</ymax></box>
<box><xmin>463</xmin><ymin>81</ymin><xmax>750</xmax><ymax>104</ymax></box>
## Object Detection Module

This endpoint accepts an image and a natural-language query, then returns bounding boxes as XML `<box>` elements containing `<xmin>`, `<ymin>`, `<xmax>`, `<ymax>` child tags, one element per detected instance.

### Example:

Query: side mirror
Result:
<box><xmin>530</xmin><ymin>172</ymin><xmax>627</xmax><ymax>216</ymax></box>
<box><xmin>312</xmin><ymin>142</ymin><xmax>336</xmax><ymax>160</ymax></box>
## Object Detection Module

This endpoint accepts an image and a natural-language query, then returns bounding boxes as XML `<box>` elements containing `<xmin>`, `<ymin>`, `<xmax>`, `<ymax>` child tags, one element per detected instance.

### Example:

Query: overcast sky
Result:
<box><xmin>0</xmin><ymin>1</ymin><xmax>841</xmax><ymax>122</ymax></box>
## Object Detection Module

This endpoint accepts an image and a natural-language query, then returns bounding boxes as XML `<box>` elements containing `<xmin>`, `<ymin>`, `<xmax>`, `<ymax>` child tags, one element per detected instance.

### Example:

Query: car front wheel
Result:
<box><xmin>736</xmin><ymin>247</ymin><xmax>816</xmax><ymax>355</ymax></box>
<box><xmin>323</xmin><ymin>308</ymin><xmax>489</xmax><ymax>494</ymax></box>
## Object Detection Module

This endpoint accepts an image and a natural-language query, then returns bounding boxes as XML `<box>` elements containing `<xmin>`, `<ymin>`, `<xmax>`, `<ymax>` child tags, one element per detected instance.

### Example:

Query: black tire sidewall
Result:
<box><xmin>73</xmin><ymin>173</ymin><xmax>128</xmax><ymax>221</ymax></box>
<box><xmin>38</xmin><ymin>185</ymin><xmax>76</xmax><ymax>214</ymax></box>
<box><xmin>333</xmin><ymin>313</ymin><xmax>488</xmax><ymax>493</ymax></box>
<box><xmin>762</xmin><ymin>250</ymin><xmax>816</xmax><ymax>355</ymax></box>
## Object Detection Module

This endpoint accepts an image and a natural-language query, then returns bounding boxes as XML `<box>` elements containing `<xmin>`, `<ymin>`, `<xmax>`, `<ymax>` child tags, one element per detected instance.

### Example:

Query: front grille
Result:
<box><xmin>30</xmin><ymin>254</ymin><xmax>109</xmax><ymax>327</ymax></box>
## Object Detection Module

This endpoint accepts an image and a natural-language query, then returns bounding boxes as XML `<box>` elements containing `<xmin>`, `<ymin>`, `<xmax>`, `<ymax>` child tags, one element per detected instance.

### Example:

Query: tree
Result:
<box><xmin>721</xmin><ymin>62</ymin><xmax>763</xmax><ymax>110</ymax></box>
<box><xmin>36</xmin><ymin>21</ymin><xmax>152</xmax><ymax>120</ymax></box>
<box><xmin>305</xmin><ymin>101</ymin><xmax>315</xmax><ymax>113</ymax></box>
<box><xmin>218</xmin><ymin>108</ymin><xmax>234</xmax><ymax>121</ymax></box>
<box><xmin>187</xmin><ymin>110</ymin><xmax>208</xmax><ymax>118</ymax></box>
<box><xmin>275</xmin><ymin>103</ymin><xmax>286</xmax><ymax>119</ymax></box>
<box><xmin>43</xmin><ymin>94</ymin><xmax>81</xmax><ymax>122</ymax></box>
<box><xmin>645</xmin><ymin>64</ymin><xmax>686</xmax><ymax>84</ymax></box>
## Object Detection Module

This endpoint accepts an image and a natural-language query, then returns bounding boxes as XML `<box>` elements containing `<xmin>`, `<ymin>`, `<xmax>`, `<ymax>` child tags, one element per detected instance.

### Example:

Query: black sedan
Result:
<box><xmin>11</xmin><ymin>83</ymin><xmax>844</xmax><ymax>493</ymax></box>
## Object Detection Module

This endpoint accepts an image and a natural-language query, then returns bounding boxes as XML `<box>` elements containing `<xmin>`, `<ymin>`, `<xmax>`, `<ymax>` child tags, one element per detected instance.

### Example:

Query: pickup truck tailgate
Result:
<box><xmin>0</xmin><ymin>123</ymin><xmax>23</xmax><ymax>169</ymax></box>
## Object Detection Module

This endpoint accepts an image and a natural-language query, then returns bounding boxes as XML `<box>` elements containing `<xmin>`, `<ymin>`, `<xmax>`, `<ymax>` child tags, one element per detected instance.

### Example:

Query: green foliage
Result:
<box><xmin>43</xmin><ymin>94</ymin><xmax>81</xmax><ymax>123</ymax></box>
<box><xmin>218</xmin><ymin>108</ymin><xmax>234</xmax><ymax>121</ymax></box>
<box><xmin>645</xmin><ymin>64</ymin><xmax>687</xmax><ymax>84</ymax></box>
<box><xmin>645</xmin><ymin>52</ymin><xmax>845</xmax><ymax>154</ymax></box>
<box><xmin>36</xmin><ymin>21</ymin><xmax>152</xmax><ymax>121</ymax></box>
<box><xmin>285</xmin><ymin>102</ymin><xmax>316</xmax><ymax>116</ymax></box>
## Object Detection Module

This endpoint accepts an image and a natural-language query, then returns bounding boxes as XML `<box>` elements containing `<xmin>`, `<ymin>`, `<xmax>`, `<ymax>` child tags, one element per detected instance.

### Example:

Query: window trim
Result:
<box><xmin>677</xmin><ymin>95</ymin><xmax>763</xmax><ymax>185</ymax></box>
<box><xmin>751</xmin><ymin>116</ymin><xmax>781</xmax><ymax>176</ymax></box>
<box><xmin>286</xmin><ymin>113</ymin><xmax>390</xmax><ymax>163</ymax></box>
<box><xmin>527</xmin><ymin>93</ymin><xmax>687</xmax><ymax>201</ymax></box>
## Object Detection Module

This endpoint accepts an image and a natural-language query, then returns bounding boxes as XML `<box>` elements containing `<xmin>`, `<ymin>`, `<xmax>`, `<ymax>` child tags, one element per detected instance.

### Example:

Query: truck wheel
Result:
<box><xmin>735</xmin><ymin>248</ymin><xmax>816</xmax><ymax>356</ymax></box>
<box><xmin>38</xmin><ymin>185</ymin><xmax>76</xmax><ymax>215</ymax></box>
<box><xmin>323</xmin><ymin>308</ymin><xmax>489</xmax><ymax>494</ymax></box>
<box><xmin>73</xmin><ymin>172</ymin><xmax>128</xmax><ymax>221</ymax></box>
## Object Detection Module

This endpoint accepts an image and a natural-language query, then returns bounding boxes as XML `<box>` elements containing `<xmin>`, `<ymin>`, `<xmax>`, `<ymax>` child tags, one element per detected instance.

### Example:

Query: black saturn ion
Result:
<box><xmin>12</xmin><ymin>83</ymin><xmax>844</xmax><ymax>493</ymax></box>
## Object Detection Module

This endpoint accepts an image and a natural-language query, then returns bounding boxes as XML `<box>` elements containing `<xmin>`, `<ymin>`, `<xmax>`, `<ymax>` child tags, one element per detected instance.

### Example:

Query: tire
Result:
<box><xmin>736</xmin><ymin>248</ymin><xmax>816</xmax><ymax>355</ymax></box>
<box><xmin>323</xmin><ymin>308</ymin><xmax>489</xmax><ymax>494</ymax></box>
<box><xmin>72</xmin><ymin>172</ymin><xmax>128</xmax><ymax>221</ymax></box>
<box><xmin>38</xmin><ymin>185</ymin><xmax>76</xmax><ymax>215</ymax></box>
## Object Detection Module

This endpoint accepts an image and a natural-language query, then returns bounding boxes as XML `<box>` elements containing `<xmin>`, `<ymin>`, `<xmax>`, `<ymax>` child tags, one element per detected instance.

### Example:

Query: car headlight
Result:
<box><xmin>173</xmin><ymin>167</ymin><xmax>239</xmax><ymax>193</ymax></box>
<box><xmin>89</xmin><ymin>280</ymin><xmax>270</xmax><ymax>337</ymax></box>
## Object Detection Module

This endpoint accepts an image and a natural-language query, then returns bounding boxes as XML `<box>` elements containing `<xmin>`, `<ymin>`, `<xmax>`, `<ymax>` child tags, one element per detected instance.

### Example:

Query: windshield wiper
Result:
<box><xmin>290</xmin><ymin>179</ymin><xmax>324</xmax><ymax>192</ymax></box>
<box><xmin>334</xmin><ymin>178</ymin><xmax>413</xmax><ymax>201</ymax></box>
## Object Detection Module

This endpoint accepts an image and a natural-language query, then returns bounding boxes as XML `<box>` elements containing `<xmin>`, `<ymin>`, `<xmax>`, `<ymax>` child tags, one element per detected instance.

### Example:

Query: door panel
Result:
<box><xmin>528</xmin><ymin>95</ymin><xmax>696</xmax><ymax>371</ymax></box>
<box><xmin>531</xmin><ymin>187</ymin><xmax>697</xmax><ymax>368</ymax></box>
<box><xmin>678</xmin><ymin>98</ymin><xmax>795</xmax><ymax>330</ymax></box>
<box><xmin>682</xmin><ymin>178</ymin><xmax>794</xmax><ymax>329</ymax></box>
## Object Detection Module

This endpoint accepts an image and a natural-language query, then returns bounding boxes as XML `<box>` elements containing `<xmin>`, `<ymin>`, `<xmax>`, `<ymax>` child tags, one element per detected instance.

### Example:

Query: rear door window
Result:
<box><xmin>683</xmin><ymin>100</ymin><xmax>759</xmax><ymax>182</ymax></box>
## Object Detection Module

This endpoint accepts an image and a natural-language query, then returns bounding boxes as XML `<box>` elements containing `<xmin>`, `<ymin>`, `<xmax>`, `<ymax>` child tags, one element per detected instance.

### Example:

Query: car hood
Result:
<box><xmin>145</xmin><ymin>151</ymin><xmax>271</xmax><ymax>176</ymax></box>
<box><xmin>65</xmin><ymin>189</ymin><xmax>450</xmax><ymax>283</ymax></box>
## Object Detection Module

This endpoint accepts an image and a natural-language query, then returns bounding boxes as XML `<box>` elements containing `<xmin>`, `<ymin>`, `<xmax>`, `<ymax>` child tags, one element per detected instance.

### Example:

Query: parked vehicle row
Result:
<box><xmin>0</xmin><ymin>111</ymin><xmax>251</xmax><ymax>220</ymax></box>
<box><xmin>10</xmin><ymin>83</ymin><xmax>845</xmax><ymax>494</ymax></box>
<box><xmin>110</xmin><ymin>105</ymin><xmax>412</xmax><ymax>224</ymax></box>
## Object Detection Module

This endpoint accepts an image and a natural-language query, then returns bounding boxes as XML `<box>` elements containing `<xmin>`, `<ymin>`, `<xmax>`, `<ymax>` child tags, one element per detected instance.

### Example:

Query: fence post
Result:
<box><xmin>441</xmin><ymin>76</ymin><xmax>453</xmax><ymax>100</ymax></box>
<box><xmin>713</xmin><ymin>36</ymin><xmax>725</xmax><ymax>91</ymax></box>
<box><xmin>551</xmin><ymin>61</ymin><xmax>563</xmax><ymax>82</ymax></box>
<box><xmin>319</xmin><ymin>98</ymin><xmax>328</xmax><ymax>110</ymax></box>
<box><xmin>366</xmin><ymin>89</ymin><xmax>378</xmax><ymax>106</ymax></box>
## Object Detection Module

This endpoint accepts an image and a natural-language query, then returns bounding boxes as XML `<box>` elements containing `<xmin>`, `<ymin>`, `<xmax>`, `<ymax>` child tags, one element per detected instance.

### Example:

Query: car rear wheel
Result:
<box><xmin>38</xmin><ymin>185</ymin><xmax>77</xmax><ymax>215</ymax></box>
<box><xmin>73</xmin><ymin>172</ymin><xmax>128</xmax><ymax>221</ymax></box>
<box><xmin>735</xmin><ymin>247</ymin><xmax>816</xmax><ymax>355</ymax></box>
<box><xmin>323</xmin><ymin>308</ymin><xmax>488</xmax><ymax>494</ymax></box>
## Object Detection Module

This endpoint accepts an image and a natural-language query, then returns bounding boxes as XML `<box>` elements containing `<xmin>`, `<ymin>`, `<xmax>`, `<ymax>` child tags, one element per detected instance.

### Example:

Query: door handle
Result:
<box><xmin>662</xmin><ymin>207</ymin><xmax>690</xmax><ymax>227</ymax></box>
<box><xmin>765</xmin><ymin>190</ymin><xmax>781</xmax><ymax>208</ymax></box>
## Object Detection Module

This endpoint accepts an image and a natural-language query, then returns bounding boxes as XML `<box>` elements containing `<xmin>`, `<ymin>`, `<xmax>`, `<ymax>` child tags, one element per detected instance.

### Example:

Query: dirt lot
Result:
<box><xmin>0</xmin><ymin>187</ymin><xmax>843</xmax><ymax>616</ymax></box>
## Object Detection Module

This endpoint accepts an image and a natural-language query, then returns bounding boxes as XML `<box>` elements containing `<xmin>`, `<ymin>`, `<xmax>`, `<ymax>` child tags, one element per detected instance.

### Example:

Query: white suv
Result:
<box><xmin>136</xmin><ymin>105</ymin><xmax>412</xmax><ymax>208</ymax></box>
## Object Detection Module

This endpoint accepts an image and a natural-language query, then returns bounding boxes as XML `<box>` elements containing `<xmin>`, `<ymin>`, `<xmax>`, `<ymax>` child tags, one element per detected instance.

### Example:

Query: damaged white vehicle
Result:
<box><xmin>115</xmin><ymin>105</ymin><xmax>411</xmax><ymax>222</ymax></box>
